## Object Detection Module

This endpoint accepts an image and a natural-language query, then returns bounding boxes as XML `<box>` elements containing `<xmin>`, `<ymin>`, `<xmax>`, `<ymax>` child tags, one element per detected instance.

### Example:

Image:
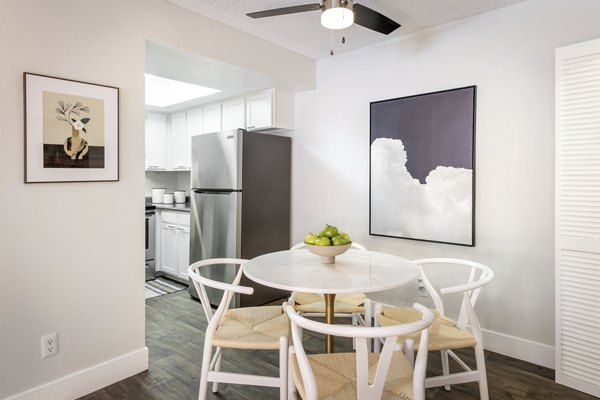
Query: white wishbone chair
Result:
<box><xmin>188</xmin><ymin>258</ymin><xmax>289</xmax><ymax>400</ymax></box>
<box><xmin>289</xmin><ymin>242</ymin><xmax>370</xmax><ymax>329</ymax></box>
<box><xmin>285</xmin><ymin>302</ymin><xmax>434</xmax><ymax>400</ymax></box>
<box><xmin>374</xmin><ymin>258</ymin><xmax>494</xmax><ymax>399</ymax></box>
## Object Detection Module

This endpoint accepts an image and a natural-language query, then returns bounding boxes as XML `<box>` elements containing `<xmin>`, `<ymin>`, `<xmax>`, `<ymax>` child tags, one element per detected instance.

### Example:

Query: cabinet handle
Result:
<box><xmin>148</xmin><ymin>165</ymin><xmax>159</xmax><ymax>168</ymax></box>
<box><xmin>166</xmin><ymin>225</ymin><xmax>177</xmax><ymax>229</ymax></box>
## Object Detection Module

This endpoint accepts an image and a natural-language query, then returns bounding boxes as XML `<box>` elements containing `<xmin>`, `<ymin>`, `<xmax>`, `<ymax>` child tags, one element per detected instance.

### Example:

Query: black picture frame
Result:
<box><xmin>369</xmin><ymin>86</ymin><xmax>476</xmax><ymax>246</ymax></box>
<box><xmin>24</xmin><ymin>72</ymin><xmax>119</xmax><ymax>183</ymax></box>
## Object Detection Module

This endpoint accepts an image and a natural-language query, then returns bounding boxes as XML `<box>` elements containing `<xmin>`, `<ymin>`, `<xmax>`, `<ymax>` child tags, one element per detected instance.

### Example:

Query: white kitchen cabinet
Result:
<box><xmin>202</xmin><ymin>103</ymin><xmax>222</xmax><ymax>134</ymax></box>
<box><xmin>245</xmin><ymin>89</ymin><xmax>294</xmax><ymax>132</ymax></box>
<box><xmin>145</xmin><ymin>111</ymin><xmax>190</xmax><ymax>171</ymax></box>
<box><xmin>146</xmin><ymin>89</ymin><xmax>294</xmax><ymax>169</ymax></box>
<box><xmin>170</xmin><ymin>112</ymin><xmax>190</xmax><ymax>170</ymax></box>
<box><xmin>187</xmin><ymin>106</ymin><xmax>203</xmax><ymax>136</ymax></box>
<box><xmin>177</xmin><ymin>224</ymin><xmax>190</xmax><ymax>279</ymax></box>
<box><xmin>160</xmin><ymin>221</ymin><xmax>178</xmax><ymax>276</ymax></box>
<box><xmin>158</xmin><ymin>210</ymin><xmax>190</xmax><ymax>280</ymax></box>
<box><xmin>145</xmin><ymin>112</ymin><xmax>167</xmax><ymax>170</ymax></box>
<box><xmin>221</xmin><ymin>97</ymin><xmax>245</xmax><ymax>131</ymax></box>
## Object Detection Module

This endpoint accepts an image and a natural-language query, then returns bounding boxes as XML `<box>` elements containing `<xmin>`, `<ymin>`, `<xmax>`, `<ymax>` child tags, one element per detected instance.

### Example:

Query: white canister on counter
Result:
<box><xmin>174</xmin><ymin>190</ymin><xmax>186</xmax><ymax>204</ymax></box>
<box><xmin>151</xmin><ymin>188</ymin><xmax>166</xmax><ymax>203</ymax></box>
<box><xmin>163</xmin><ymin>193</ymin><xmax>174</xmax><ymax>204</ymax></box>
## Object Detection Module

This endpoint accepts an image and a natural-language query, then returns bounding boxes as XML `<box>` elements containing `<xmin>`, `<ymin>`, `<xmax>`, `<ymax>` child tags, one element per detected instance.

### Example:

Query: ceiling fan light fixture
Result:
<box><xmin>321</xmin><ymin>0</ymin><xmax>354</xmax><ymax>30</ymax></box>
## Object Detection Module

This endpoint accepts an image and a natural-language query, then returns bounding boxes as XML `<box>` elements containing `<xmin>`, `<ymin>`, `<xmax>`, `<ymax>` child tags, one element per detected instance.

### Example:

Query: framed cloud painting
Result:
<box><xmin>24</xmin><ymin>73</ymin><xmax>119</xmax><ymax>183</ymax></box>
<box><xmin>369</xmin><ymin>86</ymin><xmax>476</xmax><ymax>246</ymax></box>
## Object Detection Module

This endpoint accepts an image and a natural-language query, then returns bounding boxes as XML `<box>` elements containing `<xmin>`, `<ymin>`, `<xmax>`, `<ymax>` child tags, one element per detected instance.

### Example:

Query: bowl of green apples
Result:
<box><xmin>304</xmin><ymin>224</ymin><xmax>352</xmax><ymax>264</ymax></box>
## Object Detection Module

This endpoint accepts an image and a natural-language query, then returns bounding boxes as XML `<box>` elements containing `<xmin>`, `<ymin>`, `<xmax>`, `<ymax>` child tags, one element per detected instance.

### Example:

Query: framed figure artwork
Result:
<box><xmin>370</xmin><ymin>86</ymin><xmax>476</xmax><ymax>246</ymax></box>
<box><xmin>24</xmin><ymin>72</ymin><xmax>119</xmax><ymax>183</ymax></box>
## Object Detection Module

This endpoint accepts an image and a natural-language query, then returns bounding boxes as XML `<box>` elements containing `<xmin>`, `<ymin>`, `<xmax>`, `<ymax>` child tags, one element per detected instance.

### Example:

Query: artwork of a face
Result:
<box><xmin>55</xmin><ymin>101</ymin><xmax>92</xmax><ymax>160</ymax></box>
<box><xmin>70</xmin><ymin>116</ymin><xmax>90</xmax><ymax>132</ymax></box>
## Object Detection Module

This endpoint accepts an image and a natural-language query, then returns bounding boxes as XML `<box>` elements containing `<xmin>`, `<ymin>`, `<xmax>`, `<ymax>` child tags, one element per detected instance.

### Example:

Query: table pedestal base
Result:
<box><xmin>324</xmin><ymin>293</ymin><xmax>336</xmax><ymax>353</ymax></box>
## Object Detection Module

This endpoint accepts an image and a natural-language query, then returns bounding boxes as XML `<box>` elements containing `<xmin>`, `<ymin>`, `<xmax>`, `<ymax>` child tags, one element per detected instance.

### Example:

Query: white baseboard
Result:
<box><xmin>4</xmin><ymin>331</ymin><xmax>552</xmax><ymax>399</ymax></box>
<box><xmin>482</xmin><ymin>328</ymin><xmax>554</xmax><ymax>369</ymax></box>
<box><xmin>5</xmin><ymin>347</ymin><xmax>149</xmax><ymax>400</ymax></box>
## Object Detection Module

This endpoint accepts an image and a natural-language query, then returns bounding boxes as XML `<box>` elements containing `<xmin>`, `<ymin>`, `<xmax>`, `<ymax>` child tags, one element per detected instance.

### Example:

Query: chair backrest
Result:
<box><xmin>414</xmin><ymin>258</ymin><xmax>494</xmax><ymax>330</ymax></box>
<box><xmin>291</xmin><ymin>241</ymin><xmax>367</xmax><ymax>251</ymax></box>
<box><xmin>286</xmin><ymin>302</ymin><xmax>434</xmax><ymax>400</ymax></box>
<box><xmin>188</xmin><ymin>258</ymin><xmax>252</xmax><ymax>330</ymax></box>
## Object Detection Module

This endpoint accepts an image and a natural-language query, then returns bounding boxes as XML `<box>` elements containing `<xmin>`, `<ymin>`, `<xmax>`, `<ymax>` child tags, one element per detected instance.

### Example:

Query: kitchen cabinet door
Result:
<box><xmin>157</xmin><ymin>211</ymin><xmax>190</xmax><ymax>280</ymax></box>
<box><xmin>160</xmin><ymin>222</ymin><xmax>178</xmax><ymax>276</ymax></box>
<box><xmin>245</xmin><ymin>91</ymin><xmax>272</xmax><ymax>130</ymax></box>
<box><xmin>177</xmin><ymin>225</ymin><xmax>190</xmax><ymax>279</ymax></box>
<box><xmin>202</xmin><ymin>103</ymin><xmax>221</xmax><ymax>134</ymax></box>
<box><xmin>170</xmin><ymin>112</ymin><xmax>190</xmax><ymax>170</ymax></box>
<box><xmin>245</xmin><ymin>89</ymin><xmax>294</xmax><ymax>132</ymax></box>
<box><xmin>187</xmin><ymin>106</ymin><xmax>203</xmax><ymax>136</ymax></box>
<box><xmin>222</xmin><ymin>97</ymin><xmax>245</xmax><ymax>130</ymax></box>
<box><xmin>145</xmin><ymin>112</ymin><xmax>167</xmax><ymax>170</ymax></box>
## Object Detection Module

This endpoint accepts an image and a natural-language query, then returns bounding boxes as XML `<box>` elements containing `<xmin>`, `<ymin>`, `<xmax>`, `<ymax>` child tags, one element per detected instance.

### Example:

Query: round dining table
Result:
<box><xmin>244</xmin><ymin>248</ymin><xmax>419</xmax><ymax>353</ymax></box>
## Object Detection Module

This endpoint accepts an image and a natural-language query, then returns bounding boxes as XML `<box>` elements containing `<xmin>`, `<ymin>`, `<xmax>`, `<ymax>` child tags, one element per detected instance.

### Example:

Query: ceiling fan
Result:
<box><xmin>247</xmin><ymin>0</ymin><xmax>401</xmax><ymax>35</ymax></box>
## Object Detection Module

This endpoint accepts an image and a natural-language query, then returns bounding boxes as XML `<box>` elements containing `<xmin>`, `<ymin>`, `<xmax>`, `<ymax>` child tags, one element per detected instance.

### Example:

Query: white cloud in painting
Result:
<box><xmin>371</xmin><ymin>138</ymin><xmax>472</xmax><ymax>244</ymax></box>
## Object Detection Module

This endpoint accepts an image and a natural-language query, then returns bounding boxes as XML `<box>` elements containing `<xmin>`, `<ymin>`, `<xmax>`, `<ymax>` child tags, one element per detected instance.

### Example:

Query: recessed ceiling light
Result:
<box><xmin>145</xmin><ymin>74</ymin><xmax>221</xmax><ymax>107</ymax></box>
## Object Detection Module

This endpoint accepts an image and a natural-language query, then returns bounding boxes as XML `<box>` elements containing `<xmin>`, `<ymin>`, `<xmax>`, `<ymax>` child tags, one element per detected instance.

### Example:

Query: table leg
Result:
<box><xmin>324</xmin><ymin>293</ymin><xmax>336</xmax><ymax>353</ymax></box>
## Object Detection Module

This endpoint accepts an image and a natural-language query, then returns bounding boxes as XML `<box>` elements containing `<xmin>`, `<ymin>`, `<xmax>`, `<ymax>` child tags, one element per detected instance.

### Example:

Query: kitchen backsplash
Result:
<box><xmin>145</xmin><ymin>170</ymin><xmax>191</xmax><ymax>197</ymax></box>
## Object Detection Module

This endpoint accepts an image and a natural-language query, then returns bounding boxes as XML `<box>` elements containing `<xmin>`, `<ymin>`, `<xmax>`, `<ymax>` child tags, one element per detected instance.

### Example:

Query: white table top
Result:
<box><xmin>244</xmin><ymin>249</ymin><xmax>419</xmax><ymax>295</ymax></box>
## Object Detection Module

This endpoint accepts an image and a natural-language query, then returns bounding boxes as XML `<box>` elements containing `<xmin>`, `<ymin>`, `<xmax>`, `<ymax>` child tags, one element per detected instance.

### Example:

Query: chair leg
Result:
<box><xmin>198</xmin><ymin>342</ymin><xmax>213</xmax><ymax>400</ymax></box>
<box><xmin>364</xmin><ymin>301</ymin><xmax>372</xmax><ymax>327</ymax></box>
<box><xmin>288</xmin><ymin>344</ymin><xmax>297</xmax><ymax>400</ymax></box>
<box><xmin>280</xmin><ymin>336</ymin><xmax>288</xmax><ymax>400</ymax></box>
<box><xmin>373</xmin><ymin>303</ymin><xmax>382</xmax><ymax>353</ymax></box>
<box><xmin>364</xmin><ymin>300</ymin><xmax>372</xmax><ymax>352</ymax></box>
<box><xmin>474</xmin><ymin>344</ymin><xmax>489</xmax><ymax>400</ymax></box>
<box><xmin>211</xmin><ymin>350</ymin><xmax>223</xmax><ymax>393</ymax></box>
<box><xmin>405</xmin><ymin>339</ymin><xmax>415</xmax><ymax>368</ymax></box>
<box><xmin>352</xmin><ymin>314</ymin><xmax>358</xmax><ymax>350</ymax></box>
<box><xmin>441</xmin><ymin>350</ymin><xmax>451</xmax><ymax>391</ymax></box>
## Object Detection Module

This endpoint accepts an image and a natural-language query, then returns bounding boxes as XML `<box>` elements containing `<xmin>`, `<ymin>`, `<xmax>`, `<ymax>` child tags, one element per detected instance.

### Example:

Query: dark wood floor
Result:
<box><xmin>79</xmin><ymin>291</ymin><xmax>598</xmax><ymax>400</ymax></box>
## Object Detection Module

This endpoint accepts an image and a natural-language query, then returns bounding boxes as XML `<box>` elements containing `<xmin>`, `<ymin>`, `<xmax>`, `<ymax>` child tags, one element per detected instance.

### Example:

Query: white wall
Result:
<box><xmin>0</xmin><ymin>1</ymin><xmax>314</xmax><ymax>399</ymax></box>
<box><xmin>293</xmin><ymin>0</ymin><xmax>600</xmax><ymax>368</ymax></box>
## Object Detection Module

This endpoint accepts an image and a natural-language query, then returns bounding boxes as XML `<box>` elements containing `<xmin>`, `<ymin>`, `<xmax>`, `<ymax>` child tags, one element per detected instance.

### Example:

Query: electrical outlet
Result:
<box><xmin>41</xmin><ymin>332</ymin><xmax>59</xmax><ymax>359</ymax></box>
<box><xmin>416</xmin><ymin>278</ymin><xmax>428</xmax><ymax>298</ymax></box>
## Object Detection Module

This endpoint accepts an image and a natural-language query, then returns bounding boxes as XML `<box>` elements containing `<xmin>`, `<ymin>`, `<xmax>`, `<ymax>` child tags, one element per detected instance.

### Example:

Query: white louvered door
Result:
<box><xmin>556</xmin><ymin>37</ymin><xmax>600</xmax><ymax>397</ymax></box>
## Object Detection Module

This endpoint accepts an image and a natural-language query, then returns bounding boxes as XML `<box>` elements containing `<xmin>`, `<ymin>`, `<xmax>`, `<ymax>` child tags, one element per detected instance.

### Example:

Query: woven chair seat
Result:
<box><xmin>213</xmin><ymin>306</ymin><xmax>290</xmax><ymax>350</ymax></box>
<box><xmin>291</xmin><ymin>352</ymin><xmax>414</xmax><ymax>400</ymax></box>
<box><xmin>293</xmin><ymin>292</ymin><xmax>366</xmax><ymax>313</ymax></box>
<box><xmin>377</xmin><ymin>307</ymin><xmax>477</xmax><ymax>351</ymax></box>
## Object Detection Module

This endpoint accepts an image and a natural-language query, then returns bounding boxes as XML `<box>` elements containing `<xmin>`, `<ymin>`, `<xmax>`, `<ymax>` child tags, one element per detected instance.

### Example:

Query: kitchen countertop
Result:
<box><xmin>151</xmin><ymin>202</ymin><xmax>191</xmax><ymax>212</ymax></box>
<box><xmin>145</xmin><ymin>197</ymin><xmax>191</xmax><ymax>212</ymax></box>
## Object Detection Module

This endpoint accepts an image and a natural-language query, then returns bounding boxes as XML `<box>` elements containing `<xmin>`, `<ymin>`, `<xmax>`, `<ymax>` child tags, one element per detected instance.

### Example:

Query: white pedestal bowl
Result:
<box><xmin>305</xmin><ymin>243</ymin><xmax>351</xmax><ymax>264</ymax></box>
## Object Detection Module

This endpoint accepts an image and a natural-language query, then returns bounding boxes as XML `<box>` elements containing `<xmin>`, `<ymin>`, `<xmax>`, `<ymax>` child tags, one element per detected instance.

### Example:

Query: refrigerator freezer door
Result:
<box><xmin>189</xmin><ymin>190</ymin><xmax>242</xmax><ymax>305</ymax></box>
<box><xmin>191</xmin><ymin>130</ymin><xmax>243</xmax><ymax>190</ymax></box>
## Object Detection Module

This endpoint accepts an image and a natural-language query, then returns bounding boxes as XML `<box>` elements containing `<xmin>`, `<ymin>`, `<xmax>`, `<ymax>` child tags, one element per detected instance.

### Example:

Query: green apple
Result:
<box><xmin>315</xmin><ymin>236</ymin><xmax>331</xmax><ymax>246</ymax></box>
<box><xmin>304</xmin><ymin>233</ymin><xmax>319</xmax><ymax>245</ymax></box>
<box><xmin>339</xmin><ymin>232</ymin><xmax>351</xmax><ymax>242</ymax></box>
<box><xmin>320</xmin><ymin>224</ymin><xmax>339</xmax><ymax>238</ymax></box>
<box><xmin>331</xmin><ymin>235</ymin><xmax>348</xmax><ymax>246</ymax></box>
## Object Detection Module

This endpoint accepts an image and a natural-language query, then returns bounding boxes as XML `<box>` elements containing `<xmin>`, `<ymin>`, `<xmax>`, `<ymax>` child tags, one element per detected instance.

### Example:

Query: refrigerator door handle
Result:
<box><xmin>192</xmin><ymin>189</ymin><xmax>240</xmax><ymax>195</ymax></box>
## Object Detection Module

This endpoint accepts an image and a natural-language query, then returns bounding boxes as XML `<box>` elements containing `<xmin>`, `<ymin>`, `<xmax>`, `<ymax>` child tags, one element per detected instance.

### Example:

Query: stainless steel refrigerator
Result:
<box><xmin>189</xmin><ymin>129</ymin><xmax>291</xmax><ymax>307</ymax></box>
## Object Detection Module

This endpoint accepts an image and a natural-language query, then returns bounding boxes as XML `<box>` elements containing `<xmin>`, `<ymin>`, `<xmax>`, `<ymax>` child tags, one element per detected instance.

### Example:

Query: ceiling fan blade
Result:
<box><xmin>353</xmin><ymin>3</ymin><xmax>400</xmax><ymax>35</ymax></box>
<box><xmin>247</xmin><ymin>4</ymin><xmax>322</xmax><ymax>19</ymax></box>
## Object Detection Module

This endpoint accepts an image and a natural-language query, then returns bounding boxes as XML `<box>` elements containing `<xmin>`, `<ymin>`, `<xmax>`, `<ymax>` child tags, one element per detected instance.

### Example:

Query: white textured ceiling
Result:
<box><xmin>166</xmin><ymin>0</ymin><xmax>527</xmax><ymax>59</ymax></box>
